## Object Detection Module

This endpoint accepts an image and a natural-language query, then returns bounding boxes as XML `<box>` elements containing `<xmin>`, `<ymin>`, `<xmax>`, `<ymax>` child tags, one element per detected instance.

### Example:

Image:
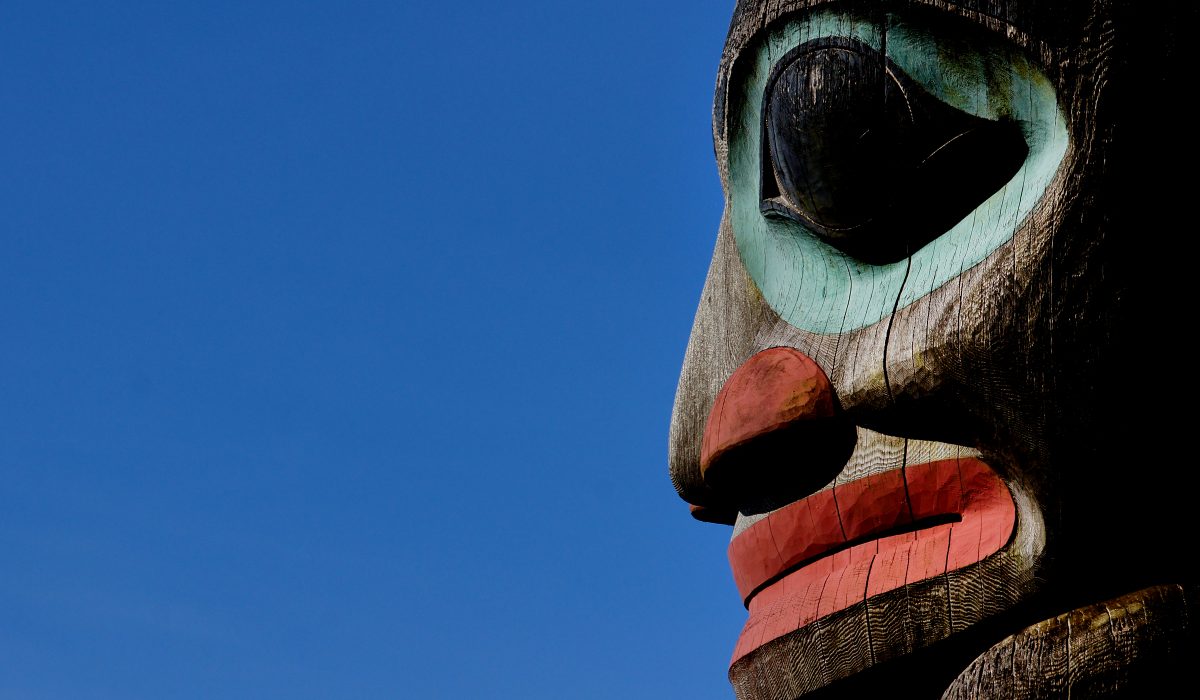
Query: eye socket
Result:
<box><xmin>761</xmin><ymin>37</ymin><xmax>1028</xmax><ymax>265</ymax></box>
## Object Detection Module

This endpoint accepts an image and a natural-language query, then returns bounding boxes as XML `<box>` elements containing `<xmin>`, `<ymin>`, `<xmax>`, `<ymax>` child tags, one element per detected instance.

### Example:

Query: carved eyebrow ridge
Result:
<box><xmin>715</xmin><ymin>0</ymin><xmax>1072</xmax><ymax>143</ymax></box>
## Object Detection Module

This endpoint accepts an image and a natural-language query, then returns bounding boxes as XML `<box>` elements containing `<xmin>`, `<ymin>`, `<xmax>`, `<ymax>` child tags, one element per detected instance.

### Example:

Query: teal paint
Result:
<box><xmin>728</xmin><ymin>9</ymin><xmax>1068</xmax><ymax>334</ymax></box>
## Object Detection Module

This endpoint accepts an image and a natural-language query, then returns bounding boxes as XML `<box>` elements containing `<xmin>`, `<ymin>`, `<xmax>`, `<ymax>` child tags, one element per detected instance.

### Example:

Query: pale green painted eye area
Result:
<box><xmin>728</xmin><ymin>9</ymin><xmax>1068</xmax><ymax>334</ymax></box>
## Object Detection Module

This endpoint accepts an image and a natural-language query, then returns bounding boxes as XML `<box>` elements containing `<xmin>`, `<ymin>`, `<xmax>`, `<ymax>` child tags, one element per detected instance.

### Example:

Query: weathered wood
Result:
<box><xmin>942</xmin><ymin>586</ymin><xmax>1200</xmax><ymax>699</ymax></box>
<box><xmin>669</xmin><ymin>0</ymin><xmax>1200</xmax><ymax>697</ymax></box>
<box><xmin>731</xmin><ymin>603</ymin><xmax>873</xmax><ymax>697</ymax></box>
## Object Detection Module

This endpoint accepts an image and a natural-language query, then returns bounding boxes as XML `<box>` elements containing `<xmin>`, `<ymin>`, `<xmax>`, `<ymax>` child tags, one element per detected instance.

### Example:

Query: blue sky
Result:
<box><xmin>0</xmin><ymin>2</ymin><xmax>745</xmax><ymax>697</ymax></box>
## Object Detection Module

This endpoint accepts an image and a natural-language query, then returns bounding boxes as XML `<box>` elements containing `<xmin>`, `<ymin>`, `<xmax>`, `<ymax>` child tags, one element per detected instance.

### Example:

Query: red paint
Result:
<box><xmin>848</xmin><ymin>537</ymin><xmax>877</xmax><ymax>563</ymax></box>
<box><xmin>946</xmin><ymin>511</ymin><xmax>983</xmax><ymax>571</ymax></box>
<box><xmin>834</xmin><ymin>468</ymin><xmax>913</xmax><ymax>542</ymax></box>
<box><xmin>906</xmin><ymin>459</ymin><xmax>963</xmax><ymax>517</ymax></box>
<box><xmin>866</xmin><ymin>542</ymin><xmax>910</xmax><ymax>597</ymax></box>
<box><xmin>699</xmin><ymin>347</ymin><xmax>836</xmax><ymax>476</ymax></box>
<box><xmin>757</xmin><ymin>595</ymin><xmax>804</xmax><ymax>647</ymax></box>
<box><xmin>905</xmin><ymin>524</ymin><xmax>952</xmax><ymax>584</ymax></box>
<box><xmin>729</xmin><ymin>517</ymin><xmax>784</xmax><ymax>597</ymax></box>
<box><xmin>815</xmin><ymin>563</ymin><xmax>849</xmax><ymax>618</ymax></box>
<box><xmin>831</xmin><ymin>556</ymin><xmax>874</xmax><ymax>612</ymax></box>
<box><xmin>807</xmin><ymin>491</ymin><xmax>848</xmax><ymax>557</ymax></box>
<box><xmin>728</xmin><ymin>457</ymin><xmax>1015</xmax><ymax>665</ymax></box>
<box><xmin>797</xmin><ymin>569</ymin><xmax>830</xmax><ymax>628</ymax></box>
<box><xmin>766</xmin><ymin>497</ymin><xmax>816</xmax><ymax>564</ymax></box>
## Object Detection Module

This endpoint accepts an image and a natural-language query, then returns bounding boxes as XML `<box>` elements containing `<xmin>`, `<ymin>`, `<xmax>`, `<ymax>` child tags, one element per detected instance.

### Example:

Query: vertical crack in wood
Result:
<box><xmin>943</xmin><ymin>539</ymin><xmax>955</xmax><ymax>635</ymax></box>
<box><xmin>881</xmin><ymin>253</ymin><xmax>912</xmax><ymax>407</ymax></box>
<box><xmin>830</xmin><ymin>484</ymin><xmax>849</xmax><ymax>541</ymax></box>
<box><xmin>1065</xmin><ymin>613</ymin><xmax>1073</xmax><ymax>700</ymax></box>
<box><xmin>876</xmin><ymin>13</ymin><xmax>908</xmax><ymax>411</ymax></box>
<box><xmin>900</xmin><ymin>438</ymin><xmax>915</xmax><ymax>522</ymax></box>
<box><xmin>864</xmin><ymin>553</ymin><xmax>878</xmax><ymax>667</ymax></box>
<box><xmin>901</xmin><ymin>541</ymin><xmax>914</xmax><ymax>658</ymax></box>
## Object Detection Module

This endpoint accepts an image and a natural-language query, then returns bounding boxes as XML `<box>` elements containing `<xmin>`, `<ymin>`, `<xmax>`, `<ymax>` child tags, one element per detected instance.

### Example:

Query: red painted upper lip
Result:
<box><xmin>729</xmin><ymin>457</ymin><xmax>1015</xmax><ymax>605</ymax></box>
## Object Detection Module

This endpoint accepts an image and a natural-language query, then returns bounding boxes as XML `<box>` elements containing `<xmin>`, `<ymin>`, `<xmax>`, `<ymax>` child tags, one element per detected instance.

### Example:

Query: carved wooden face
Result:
<box><xmin>670</xmin><ymin>1</ymin><xmax>1194</xmax><ymax>697</ymax></box>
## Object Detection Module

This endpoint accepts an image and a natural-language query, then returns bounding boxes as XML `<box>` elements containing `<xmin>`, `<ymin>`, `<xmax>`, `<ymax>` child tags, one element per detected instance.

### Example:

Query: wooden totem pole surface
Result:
<box><xmin>668</xmin><ymin>1</ymin><xmax>1200</xmax><ymax>697</ymax></box>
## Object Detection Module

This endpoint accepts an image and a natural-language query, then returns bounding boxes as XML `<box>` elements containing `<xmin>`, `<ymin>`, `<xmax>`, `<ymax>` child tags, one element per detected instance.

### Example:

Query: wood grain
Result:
<box><xmin>669</xmin><ymin>0</ymin><xmax>1200</xmax><ymax>697</ymax></box>
<box><xmin>942</xmin><ymin>586</ymin><xmax>1199</xmax><ymax>699</ymax></box>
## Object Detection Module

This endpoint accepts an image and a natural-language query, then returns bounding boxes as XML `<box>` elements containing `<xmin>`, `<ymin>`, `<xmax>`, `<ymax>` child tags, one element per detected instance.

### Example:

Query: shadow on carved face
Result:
<box><xmin>668</xmin><ymin>2</ymin><xmax>1199</xmax><ymax>698</ymax></box>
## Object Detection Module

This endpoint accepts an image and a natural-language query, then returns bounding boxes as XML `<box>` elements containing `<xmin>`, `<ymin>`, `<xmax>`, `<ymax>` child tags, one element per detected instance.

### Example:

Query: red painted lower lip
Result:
<box><xmin>728</xmin><ymin>457</ymin><xmax>1015</xmax><ymax>665</ymax></box>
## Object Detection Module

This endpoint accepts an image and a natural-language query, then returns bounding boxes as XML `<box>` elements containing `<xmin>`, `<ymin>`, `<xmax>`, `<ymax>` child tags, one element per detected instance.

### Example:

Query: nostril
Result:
<box><xmin>701</xmin><ymin>348</ymin><xmax>857</xmax><ymax>515</ymax></box>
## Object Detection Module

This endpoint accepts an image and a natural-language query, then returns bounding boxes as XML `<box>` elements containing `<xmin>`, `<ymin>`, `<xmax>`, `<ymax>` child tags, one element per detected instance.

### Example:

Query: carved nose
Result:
<box><xmin>701</xmin><ymin>348</ymin><xmax>856</xmax><ymax>515</ymax></box>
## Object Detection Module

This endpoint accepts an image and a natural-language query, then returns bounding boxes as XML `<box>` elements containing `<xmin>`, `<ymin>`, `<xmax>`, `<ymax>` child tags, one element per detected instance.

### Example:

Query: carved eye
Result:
<box><xmin>761</xmin><ymin>37</ymin><xmax>1028</xmax><ymax>264</ymax></box>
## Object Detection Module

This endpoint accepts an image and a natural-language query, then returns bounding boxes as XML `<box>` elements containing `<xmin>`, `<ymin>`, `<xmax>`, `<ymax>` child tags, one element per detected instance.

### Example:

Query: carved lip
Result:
<box><xmin>728</xmin><ymin>457</ymin><xmax>1015</xmax><ymax>665</ymax></box>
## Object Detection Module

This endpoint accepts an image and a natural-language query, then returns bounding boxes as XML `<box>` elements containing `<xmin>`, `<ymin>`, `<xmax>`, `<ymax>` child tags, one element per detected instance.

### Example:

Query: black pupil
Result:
<box><xmin>762</xmin><ymin>38</ymin><xmax>1028</xmax><ymax>265</ymax></box>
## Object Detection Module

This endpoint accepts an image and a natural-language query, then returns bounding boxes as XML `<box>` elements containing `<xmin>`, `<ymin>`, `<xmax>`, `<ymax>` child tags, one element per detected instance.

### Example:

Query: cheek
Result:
<box><xmin>881</xmin><ymin>176</ymin><xmax>1073</xmax><ymax>450</ymax></box>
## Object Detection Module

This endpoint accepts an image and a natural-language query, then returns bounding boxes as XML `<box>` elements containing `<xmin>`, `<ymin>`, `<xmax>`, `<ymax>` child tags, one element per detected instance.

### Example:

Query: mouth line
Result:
<box><xmin>728</xmin><ymin>456</ymin><xmax>1016</xmax><ymax>665</ymax></box>
<box><xmin>741</xmin><ymin>512</ymin><xmax>963</xmax><ymax>605</ymax></box>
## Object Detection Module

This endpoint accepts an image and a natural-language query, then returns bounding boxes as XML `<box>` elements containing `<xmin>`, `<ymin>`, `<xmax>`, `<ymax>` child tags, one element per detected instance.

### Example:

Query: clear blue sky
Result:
<box><xmin>0</xmin><ymin>2</ymin><xmax>744</xmax><ymax>698</ymax></box>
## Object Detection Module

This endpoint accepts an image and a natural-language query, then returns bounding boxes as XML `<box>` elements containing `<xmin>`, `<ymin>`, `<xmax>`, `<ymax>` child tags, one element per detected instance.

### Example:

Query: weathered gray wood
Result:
<box><xmin>942</xmin><ymin>586</ymin><xmax>1199</xmax><ymax>699</ymax></box>
<box><xmin>668</xmin><ymin>211</ymin><xmax>777</xmax><ymax>521</ymax></box>
<box><xmin>669</xmin><ymin>0</ymin><xmax>1200</xmax><ymax>697</ymax></box>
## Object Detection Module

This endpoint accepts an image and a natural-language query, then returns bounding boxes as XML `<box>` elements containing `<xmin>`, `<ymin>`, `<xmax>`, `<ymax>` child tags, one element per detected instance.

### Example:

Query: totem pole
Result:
<box><xmin>668</xmin><ymin>1</ymin><xmax>1199</xmax><ymax>697</ymax></box>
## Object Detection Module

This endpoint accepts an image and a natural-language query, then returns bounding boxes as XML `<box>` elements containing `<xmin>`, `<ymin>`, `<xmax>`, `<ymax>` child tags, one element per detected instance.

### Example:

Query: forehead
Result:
<box><xmin>723</xmin><ymin>0</ymin><xmax>1091</xmax><ymax>52</ymax></box>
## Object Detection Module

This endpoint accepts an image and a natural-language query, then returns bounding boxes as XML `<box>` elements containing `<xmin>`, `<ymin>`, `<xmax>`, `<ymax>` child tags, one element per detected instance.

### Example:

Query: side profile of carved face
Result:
<box><xmin>670</xmin><ymin>1</ymin><xmax>1197</xmax><ymax>697</ymax></box>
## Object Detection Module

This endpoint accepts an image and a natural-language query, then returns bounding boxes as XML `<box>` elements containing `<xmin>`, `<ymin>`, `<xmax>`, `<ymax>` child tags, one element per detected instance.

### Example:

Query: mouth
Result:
<box><xmin>727</xmin><ymin>442</ymin><xmax>1015</xmax><ymax>665</ymax></box>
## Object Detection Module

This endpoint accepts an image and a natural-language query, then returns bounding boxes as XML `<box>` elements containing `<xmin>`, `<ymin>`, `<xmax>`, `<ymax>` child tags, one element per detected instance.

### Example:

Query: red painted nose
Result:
<box><xmin>700</xmin><ymin>348</ymin><xmax>856</xmax><ymax>514</ymax></box>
